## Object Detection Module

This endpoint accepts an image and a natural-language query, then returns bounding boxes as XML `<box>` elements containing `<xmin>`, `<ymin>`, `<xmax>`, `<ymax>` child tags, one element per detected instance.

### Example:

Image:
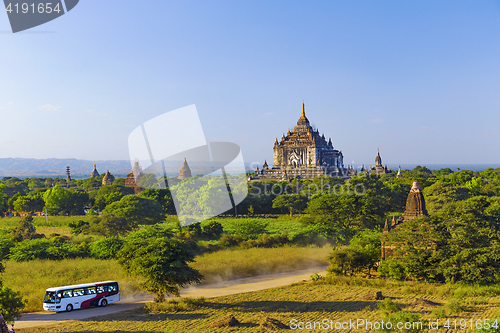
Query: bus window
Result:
<box><xmin>73</xmin><ymin>288</ymin><xmax>84</xmax><ymax>297</ymax></box>
<box><xmin>85</xmin><ymin>287</ymin><xmax>96</xmax><ymax>295</ymax></box>
<box><xmin>62</xmin><ymin>290</ymin><xmax>73</xmax><ymax>298</ymax></box>
<box><xmin>107</xmin><ymin>283</ymin><xmax>119</xmax><ymax>295</ymax></box>
<box><xmin>96</xmin><ymin>285</ymin><xmax>108</xmax><ymax>294</ymax></box>
<box><xmin>44</xmin><ymin>292</ymin><xmax>56</xmax><ymax>304</ymax></box>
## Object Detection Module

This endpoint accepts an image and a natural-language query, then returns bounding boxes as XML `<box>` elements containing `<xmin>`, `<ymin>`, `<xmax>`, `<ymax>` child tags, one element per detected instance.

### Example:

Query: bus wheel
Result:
<box><xmin>66</xmin><ymin>304</ymin><xmax>73</xmax><ymax>312</ymax></box>
<box><xmin>101</xmin><ymin>299</ymin><xmax>108</xmax><ymax>307</ymax></box>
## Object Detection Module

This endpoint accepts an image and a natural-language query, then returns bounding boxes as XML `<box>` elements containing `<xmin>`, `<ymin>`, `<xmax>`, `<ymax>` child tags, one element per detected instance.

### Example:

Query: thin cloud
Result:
<box><xmin>371</xmin><ymin>118</ymin><xmax>386</xmax><ymax>123</ymax></box>
<box><xmin>420</xmin><ymin>126</ymin><xmax>434</xmax><ymax>130</ymax></box>
<box><xmin>38</xmin><ymin>104</ymin><xmax>62</xmax><ymax>111</ymax></box>
<box><xmin>7</xmin><ymin>102</ymin><xmax>13</xmax><ymax>105</ymax></box>
<box><xmin>263</xmin><ymin>112</ymin><xmax>273</xmax><ymax>116</ymax></box>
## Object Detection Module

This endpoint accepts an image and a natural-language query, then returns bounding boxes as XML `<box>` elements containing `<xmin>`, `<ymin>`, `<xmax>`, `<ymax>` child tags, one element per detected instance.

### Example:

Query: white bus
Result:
<box><xmin>43</xmin><ymin>281</ymin><xmax>120</xmax><ymax>312</ymax></box>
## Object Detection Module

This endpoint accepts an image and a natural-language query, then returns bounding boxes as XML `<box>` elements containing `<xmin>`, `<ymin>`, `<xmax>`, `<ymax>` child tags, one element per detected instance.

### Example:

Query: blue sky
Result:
<box><xmin>1</xmin><ymin>1</ymin><xmax>499</xmax><ymax>168</ymax></box>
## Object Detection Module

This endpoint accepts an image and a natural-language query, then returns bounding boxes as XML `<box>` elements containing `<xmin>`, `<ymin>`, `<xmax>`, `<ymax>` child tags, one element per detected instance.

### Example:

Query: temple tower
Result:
<box><xmin>90</xmin><ymin>163</ymin><xmax>100</xmax><ymax>178</ymax></box>
<box><xmin>401</xmin><ymin>181</ymin><xmax>428</xmax><ymax>221</ymax></box>
<box><xmin>102</xmin><ymin>170</ymin><xmax>115</xmax><ymax>185</ymax></box>
<box><xmin>178</xmin><ymin>158</ymin><xmax>192</xmax><ymax>180</ymax></box>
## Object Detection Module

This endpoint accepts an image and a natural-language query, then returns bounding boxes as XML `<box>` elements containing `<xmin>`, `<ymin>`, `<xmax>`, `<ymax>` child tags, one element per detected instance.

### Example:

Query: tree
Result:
<box><xmin>423</xmin><ymin>181</ymin><xmax>469</xmax><ymax>214</ymax></box>
<box><xmin>90</xmin><ymin>185</ymin><xmax>134</xmax><ymax>211</ymax></box>
<box><xmin>118</xmin><ymin>235</ymin><xmax>202</xmax><ymax>302</ymax></box>
<box><xmin>301</xmin><ymin>178</ymin><xmax>385</xmax><ymax>244</ymax></box>
<box><xmin>272</xmin><ymin>194</ymin><xmax>308</xmax><ymax>216</ymax></box>
<box><xmin>139</xmin><ymin>188</ymin><xmax>175</xmax><ymax>214</ymax></box>
<box><xmin>0</xmin><ymin>284</ymin><xmax>24</xmax><ymax>325</ymax></box>
<box><xmin>11</xmin><ymin>216</ymin><xmax>37</xmax><ymax>242</ymax></box>
<box><xmin>103</xmin><ymin>195</ymin><xmax>164</xmax><ymax>225</ymax></box>
<box><xmin>88</xmin><ymin>214</ymin><xmax>132</xmax><ymax>237</ymax></box>
<box><xmin>13</xmin><ymin>194</ymin><xmax>44</xmax><ymax>213</ymax></box>
<box><xmin>348</xmin><ymin>229</ymin><xmax>382</xmax><ymax>275</ymax></box>
<box><xmin>42</xmin><ymin>186</ymin><xmax>89</xmax><ymax>215</ymax></box>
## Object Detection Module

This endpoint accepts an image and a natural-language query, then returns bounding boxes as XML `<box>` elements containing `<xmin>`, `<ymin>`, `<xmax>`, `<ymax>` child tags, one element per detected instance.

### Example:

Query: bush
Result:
<box><xmin>89</xmin><ymin>237</ymin><xmax>124</xmax><ymax>259</ymax></box>
<box><xmin>377</xmin><ymin>298</ymin><xmax>401</xmax><ymax>313</ymax></box>
<box><xmin>144</xmin><ymin>297</ymin><xmax>205</xmax><ymax>313</ymax></box>
<box><xmin>290</xmin><ymin>229</ymin><xmax>327</xmax><ymax>247</ymax></box>
<box><xmin>327</xmin><ymin>248</ymin><xmax>367</xmax><ymax>276</ymax></box>
<box><xmin>218</xmin><ymin>235</ymin><xmax>244</xmax><ymax>248</ymax></box>
<box><xmin>0</xmin><ymin>236</ymin><xmax>15</xmax><ymax>260</ymax></box>
<box><xmin>378</xmin><ymin>258</ymin><xmax>406</xmax><ymax>281</ymax></box>
<box><xmin>68</xmin><ymin>220</ymin><xmax>89</xmax><ymax>235</ymax></box>
<box><xmin>229</xmin><ymin>219</ymin><xmax>267</xmax><ymax>238</ymax></box>
<box><xmin>11</xmin><ymin>216</ymin><xmax>37</xmax><ymax>242</ymax></box>
<box><xmin>184</xmin><ymin>222</ymin><xmax>202</xmax><ymax>238</ymax></box>
<box><xmin>202</xmin><ymin>220</ymin><xmax>223</xmax><ymax>239</ymax></box>
<box><xmin>9</xmin><ymin>238</ymin><xmax>87</xmax><ymax>261</ymax></box>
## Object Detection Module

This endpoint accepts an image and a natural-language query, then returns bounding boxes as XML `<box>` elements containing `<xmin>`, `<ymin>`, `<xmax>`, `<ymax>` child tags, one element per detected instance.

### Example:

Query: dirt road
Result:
<box><xmin>15</xmin><ymin>266</ymin><xmax>327</xmax><ymax>329</ymax></box>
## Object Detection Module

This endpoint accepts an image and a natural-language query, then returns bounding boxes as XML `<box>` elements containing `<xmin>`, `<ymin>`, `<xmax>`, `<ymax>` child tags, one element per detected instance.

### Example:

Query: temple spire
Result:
<box><xmin>300</xmin><ymin>102</ymin><xmax>306</xmax><ymax>119</ymax></box>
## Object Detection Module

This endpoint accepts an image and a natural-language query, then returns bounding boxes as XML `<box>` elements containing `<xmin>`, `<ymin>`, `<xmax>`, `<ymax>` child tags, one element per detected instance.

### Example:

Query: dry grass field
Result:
<box><xmin>17</xmin><ymin>276</ymin><xmax>500</xmax><ymax>333</ymax></box>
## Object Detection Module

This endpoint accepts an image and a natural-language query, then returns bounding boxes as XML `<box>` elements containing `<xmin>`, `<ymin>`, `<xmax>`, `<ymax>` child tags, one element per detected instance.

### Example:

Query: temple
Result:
<box><xmin>102</xmin><ymin>170</ymin><xmax>115</xmax><ymax>185</ymax></box>
<box><xmin>178</xmin><ymin>158</ymin><xmax>192</xmax><ymax>180</ymax></box>
<box><xmin>90</xmin><ymin>163</ymin><xmax>100</xmax><ymax>178</ymax></box>
<box><xmin>125</xmin><ymin>160</ymin><xmax>143</xmax><ymax>192</ymax></box>
<box><xmin>369</xmin><ymin>149</ymin><xmax>388</xmax><ymax>175</ymax></box>
<box><xmin>382</xmin><ymin>181</ymin><xmax>429</xmax><ymax>259</ymax></box>
<box><xmin>250</xmin><ymin>103</ymin><xmax>347</xmax><ymax>181</ymax></box>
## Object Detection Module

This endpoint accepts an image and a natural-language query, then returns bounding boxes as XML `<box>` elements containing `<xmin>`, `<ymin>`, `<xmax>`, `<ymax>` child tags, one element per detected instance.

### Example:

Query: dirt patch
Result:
<box><xmin>260</xmin><ymin>317</ymin><xmax>290</xmax><ymax>330</ymax></box>
<box><xmin>209</xmin><ymin>314</ymin><xmax>240</xmax><ymax>328</ymax></box>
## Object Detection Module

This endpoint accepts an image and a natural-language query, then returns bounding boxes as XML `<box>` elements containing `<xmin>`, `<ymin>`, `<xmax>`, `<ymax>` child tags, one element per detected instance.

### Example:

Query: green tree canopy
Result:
<box><xmin>118</xmin><ymin>232</ymin><xmax>202</xmax><ymax>302</ymax></box>
<box><xmin>103</xmin><ymin>195</ymin><xmax>164</xmax><ymax>225</ymax></box>
<box><xmin>272</xmin><ymin>194</ymin><xmax>308</xmax><ymax>216</ymax></box>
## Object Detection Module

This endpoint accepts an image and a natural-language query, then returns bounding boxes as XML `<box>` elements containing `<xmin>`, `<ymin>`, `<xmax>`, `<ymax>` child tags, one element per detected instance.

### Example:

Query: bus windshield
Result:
<box><xmin>44</xmin><ymin>291</ymin><xmax>58</xmax><ymax>304</ymax></box>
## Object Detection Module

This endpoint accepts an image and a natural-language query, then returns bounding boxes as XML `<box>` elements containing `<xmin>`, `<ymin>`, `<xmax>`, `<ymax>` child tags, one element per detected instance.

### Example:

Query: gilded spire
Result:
<box><xmin>300</xmin><ymin>103</ymin><xmax>306</xmax><ymax>119</ymax></box>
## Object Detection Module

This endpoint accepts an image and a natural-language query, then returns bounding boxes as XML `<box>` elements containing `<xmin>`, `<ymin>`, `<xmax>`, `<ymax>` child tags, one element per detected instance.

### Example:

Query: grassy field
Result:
<box><xmin>3</xmin><ymin>245</ymin><xmax>330</xmax><ymax>313</ymax></box>
<box><xmin>18</xmin><ymin>276</ymin><xmax>500</xmax><ymax>332</ymax></box>
<box><xmin>211</xmin><ymin>216</ymin><xmax>305</xmax><ymax>237</ymax></box>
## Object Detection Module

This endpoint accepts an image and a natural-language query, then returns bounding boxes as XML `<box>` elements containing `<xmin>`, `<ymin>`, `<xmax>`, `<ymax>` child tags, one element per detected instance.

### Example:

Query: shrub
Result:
<box><xmin>218</xmin><ymin>234</ymin><xmax>244</xmax><ymax>248</ymax></box>
<box><xmin>327</xmin><ymin>248</ymin><xmax>368</xmax><ymax>276</ymax></box>
<box><xmin>290</xmin><ymin>229</ymin><xmax>327</xmax><ymax>247</ymax></box>
<box><xmin>89</xmin><ymin>237</ymin><xmax>124</xmax><ymax>259</ymax></box>
<box><xmin>11</xmin><ymin>216</ymin><xmax>37</xmax><ymax>242</ymax></box>
<box><xmin>68</xmin><ymin>220</ymin><xmax>89</xmax><ymax>235</ymax></box>
<box><xmin>144</xmin><ymin>297</ymin><xmax>205</xmax><ymax>313</ymax></box>
<box><xmin>230</xmin><ymin>219</ymin><xmax>267</xmax><ymax>238</ymax></box>
<box><xmin>378</xmin><ymin>258</ymin><xmax>406</xmax><ymax>281</ymax></box>
<box><xmin>377</xmin><ymin>298</ymin><xmax>401</xmax><ymax>313</ymax></box>
<box><xmin>9</xmin><ymin>238</ymin><xmax>87</xmax><ymax>261</ymax></box>
<box><xmin>0</xmin><ymin>235</ymin><xmax>15</xmax><ymax>260</ymax></box>
<box><xmin>202</xmin><ymin>220</ymin><xmax>223</xmax><ymax>239</ymax></box>
<box><xmin>184</xmin><ymin>222</ymin><xmax>202</xmax><ymax>238</ymax></box>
